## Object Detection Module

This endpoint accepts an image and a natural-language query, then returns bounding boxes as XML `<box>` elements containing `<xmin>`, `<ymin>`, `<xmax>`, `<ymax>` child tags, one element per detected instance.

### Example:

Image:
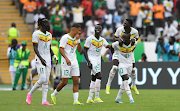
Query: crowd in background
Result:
<box><xmin>15</xmin><ymin>0</ymin><xmax>180</xmax><ymax>42</ymax></box>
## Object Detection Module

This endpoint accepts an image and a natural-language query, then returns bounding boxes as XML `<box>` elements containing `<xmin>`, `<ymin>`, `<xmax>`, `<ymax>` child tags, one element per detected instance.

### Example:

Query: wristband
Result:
<box><xmin>77</xmin><ymin>39</ymin><xmax>80</xmax><ymax>43</ymax></box>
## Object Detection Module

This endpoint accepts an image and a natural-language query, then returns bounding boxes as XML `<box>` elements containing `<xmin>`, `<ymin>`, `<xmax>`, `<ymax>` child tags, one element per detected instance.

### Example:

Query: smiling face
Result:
<box><xmin>95</xmin><ymin>25</ymin><xmax>102</xmax><ymax>35</ymax></box>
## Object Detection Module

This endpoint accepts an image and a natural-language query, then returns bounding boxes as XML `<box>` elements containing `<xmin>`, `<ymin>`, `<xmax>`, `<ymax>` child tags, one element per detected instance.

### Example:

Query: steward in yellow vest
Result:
<box><xmin>13</xmin><ymin>41</ymin><xmax>30</xmax><ymax>90</ymax></box>
<box><xmin>8</xmin><ymin>23</ymin><xmax>19</xmax><ymax>45</ymax></box>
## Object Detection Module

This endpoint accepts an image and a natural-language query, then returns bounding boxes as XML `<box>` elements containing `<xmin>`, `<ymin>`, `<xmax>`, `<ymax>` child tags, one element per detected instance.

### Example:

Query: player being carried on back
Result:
<box><xmin>106</xmin><ymin>19</ymin><xmax>139</xmax><ymax>95</ymax></box>
<box><xmin>113</xmin><ymin>33</ymin><xmax>137</xmax><ymax>103</ymax></box>
<box><xmin>84</xmin><ymin>24</ymin><xmax>113</xmax><ymax>103</ymax></box>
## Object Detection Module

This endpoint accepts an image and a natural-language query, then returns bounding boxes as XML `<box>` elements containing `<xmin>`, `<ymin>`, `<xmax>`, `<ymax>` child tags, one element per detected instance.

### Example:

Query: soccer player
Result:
<box><xmin>106</xmin><ymin>19</ymin><xmax>139</xmax><ymax>95</ymax></box>
<box><xmin>84</xmin><ymin>24</ymin><xmax>113</xmax><ymax>103</ymax></box>
<box><xmin>113</xmin><ymin>33</ymin><xmax>136</xmax><ymax>103</ymax></box>
<box><xmin>51</xmin><ymin>24</ymin><xmax>83</xmax><ymax>105</ymax></box>
<box><xmin>26</xmin><ymin>18</ymin><xmax>58</xmax><ymax>105</ymax></box>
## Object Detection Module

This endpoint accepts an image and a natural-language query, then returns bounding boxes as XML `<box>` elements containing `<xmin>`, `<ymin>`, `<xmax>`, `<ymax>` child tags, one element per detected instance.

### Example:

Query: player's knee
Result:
<box><xmin>62</xmin><ymin>79</ymin><xmax>68</xmax><ymax>86</ymax></box>
<box><xmin>111</xmin><ymin>65</ymin><xmax>118</xmax><ymax>74</ymax></box>
<box><xmin>91</xmin><ymin>75</ymin><xmax>96</xmax><ymax>81</ymax></box>
<box><xmin>113</xmin><ymin>59</ymin><xmax>119</xmax><ymax>66</ymax></box>
<box><xmin>95</xmin><ymin>72</ymin><xmax>102</xmax><ymax>80</ymax></box>
<box><xmin>122</xmin><ymin>75</ymin><xmax>129</xmax><ymax>81</ymax></box>
<box><xmin>38</xmin><ymin>76</ymin><xmax>46</xmax><ymax>84</ymax></box>
<box><xmin>73</xmin><ymin>79</ymin><xmax>79</xmax><ymax>86</ymax></box>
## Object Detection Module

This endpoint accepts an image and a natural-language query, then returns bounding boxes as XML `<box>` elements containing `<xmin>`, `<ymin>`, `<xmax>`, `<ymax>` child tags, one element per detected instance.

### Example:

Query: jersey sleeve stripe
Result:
<box><xmin>105</xmin><ymin>45</ymin><xmax>109</xmax><ymax>48</ymax></box>
<box><xmin>59</xmin><ymin>46</ymin><xmax>65</xmax><ymax>49</ymax></box>
<box><xmin>84</xmin><ymin>46</ymin><xmax>89</xmax><ymax>49</ymax></box>
<box><xmin>114</xmin><ymin>34</ymin><xmax>118</xmax><ymax>38</ymax></box>
<box><xmin>32</xmin><ymin>42</ymin><xmax>38</xmax><ymax>44</ymax></box>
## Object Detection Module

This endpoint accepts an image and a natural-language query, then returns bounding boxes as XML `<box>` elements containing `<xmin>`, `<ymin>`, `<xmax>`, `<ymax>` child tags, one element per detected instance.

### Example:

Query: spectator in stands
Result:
<box><xmin>136</xmin><ymin>7</ymin><xmax>146</xmax><ymax>38</ymax></box>
<box><xmin>163</xmin><ymin>0</ymin><xmax>174</xmax><ymax>21</ymax></box>
<box><xmin>116</xmin><ymin>0</ymin><xmax>130</xmax><ymax>20</ymax></box>
<box><xmin>102</xmin><ymin>9</ymin><xmax>113</xmax><ymax>29</ymax></box>
<box><xmin>155</xmin><ymin>37</ymin><xmax>169</xmax><ymax>62</ymax></box>
<box><xmin>23</xmin><ymin>0</ymin><xmax>36</xmax><ymax>14</ymax></box>
<box><xmin>113</xmin><ymin>10</ymin><xmax>124</xmax><ymax>30</ymax></box>
<box><xmin>105</xmin><ymin>0</ymin><xmax>116</xmax><ymax>15</ymax></box>
<box><xmin>7</xmin><ymin>23</ymin><xmax>20</xmax><ymax>46</ymax></box>
<box><xmin>40</xmin><ymin>3</ymin><xmax>49</xmax><ymax>19</ymax></box>
<box><xmin>48</xmin><ymin>1</ymin><xmax>56</xmax><ymax>16</ymax></box>
<box><xmin>138</xmin><ymin>53</ymin><xmax>147</xmax><ymax>62</ymax></box>
<box><xmin>44</xmin><ymin>0</ymin><xmax>52</xmax><ymax>6</ymax></box>
<box><xmin>129</xmin><ymin>0</ymin><xmax>142</xmax><ymax>26</ymax></box>
<box><xmin>57</xmin><ymin>3</ymin><xmax>66</xmax><ymax>17</ymax></box>
<box><xmin>65</xmin><ymin>3</ymin><xmax>73</xmax><ymax>29</ymax></box>
<box><xmin>13</xmin><ymin>41</ymin><xmax>30</xmax><ymax>90</ymax></box>
<box><xmin>85</xmin><ymin>16</ymin><xmax>99</xmax><ymax>37</ymax></box>
<box><xmin>152</xmin><ymin>0</ymin><xmax>165</xmax><ymax>35</ymax></box>
<box><xmin>81</xmin><ymin>0</ymin><xmax>93</xmax><ymax>24</ymax></box>
<box><xmin>50</xmin><ymin>11</ymin><xmax>63</xmax><ymax>39</ymax></box>
<box><xmin>19</xmin><ymin>0</ymin><xmax>28</xmax><ymax>16</ymax></box>
<box><xmin>101</xmin><ymin>24</ymin><xmax>113</xmax><ymax>41</ymax></box>
<box><xmin>33</xmin><ymin>9</ymin><xmax>45</xmax><ymax>31</ymax></box>
<box><xmin>176</xmin><ymin>0</ymin><xmax>180</xmax><ymax>20</ymax></box>
<box><xmin>168</xmin><ymin>37</ymin><xmax>180</xmax><ymax>61</ymax></box>
<box><xmin>72</xmin><ymin>4</ymin><xmax>84</xmax><ymax>27</ymax></box>
<box><xmin>163</xmin><ymin>19</ymin><xmax>178</xmax><ymax>42</ymax></box>
<box><xmin>7</xmin><ymin>39</ymin><xmax>18</xmax><ymax>88</ymax></box>
<box><xmin>95</xmin><ymin>4</ymin><xmax>106</xmax><ymax>24</ymax></box>
<box><xmin>94</xmin><ymin>0</ymin><xmax>105</xmax><ymax>11</ymax></box>
<box><xmin>36</xmin><ymin>0</ymin><xmax>47</xmax><ymax>8</ymax></box>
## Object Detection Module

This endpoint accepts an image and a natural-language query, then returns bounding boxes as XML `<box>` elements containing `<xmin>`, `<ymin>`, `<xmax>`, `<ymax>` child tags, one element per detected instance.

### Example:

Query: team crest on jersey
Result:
<box><xmin>119</xmin><ymin>45</ymin><xmax>135</xmax><ymax>53</ymax></box>
<box><xmin>67</xmin><ymin>38</ymin><xmax>77</xmax><ymax>47</ymax></box>
<box><xmin>92</xmin><ymin>39</ymin><xmax>103</xmax><ymax>48</ymax></box>
<box><xmin>39</xmin><ymin>34</ymin><xmax>51</xmax><ymax>42</ymax></box>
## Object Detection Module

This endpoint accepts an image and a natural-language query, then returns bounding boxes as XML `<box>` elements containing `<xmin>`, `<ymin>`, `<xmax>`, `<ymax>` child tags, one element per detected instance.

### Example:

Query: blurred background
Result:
<box><xmin>0</xmin><ymin>0</ymin><xmax>180</xmax><ymax>90</ymax></box>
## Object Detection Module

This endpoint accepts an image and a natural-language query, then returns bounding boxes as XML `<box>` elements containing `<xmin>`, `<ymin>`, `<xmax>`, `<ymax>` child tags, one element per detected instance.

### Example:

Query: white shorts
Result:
<box><xmin>90</xmin><ymin>60</ymin><xmax>101</xmax><ymax>75</ymax></box>
<box><xmin>118</xmin><ymin>63</ymin><xmax>132</xmax><ymax>76</ymax></box>
<box><xmin>112</xmin><ymin>51</ymin><xmax>135</xmax><ymax>63</ymax></box>
<box><xmin>112</xmin><ymin>50</ymin><xmax>119</xmax><ymax>61</ymax></box>
<box><xmin>61</xmin><ymin>60</ymin><xmax>80</xmax><ymax>78</ymax></box>
<box><xmin>36</xmin><ymin>62</ymin><xmax>51</xmax><ymax>76</ymax></box>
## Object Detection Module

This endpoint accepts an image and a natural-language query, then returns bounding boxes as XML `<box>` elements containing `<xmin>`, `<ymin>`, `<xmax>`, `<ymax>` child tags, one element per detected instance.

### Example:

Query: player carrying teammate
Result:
<box><xmin>84</xmin><ymin>24</ymin><xmax>113</xmax><ymax>103</ymax></box>
<box><xmin>113</xmin><ymin>33</ymin><xmax>136</xmax><ymax>103</ymax></box>
<box><xmin>51</xmin><ymin>24</ymin><xmax>83</xmax><ymax>105</ymax></box>
<box><xmin>106</xmin><ymin>19</ymin><xmax>139</xmax><ymax>95</ymax></box>
<box><xmin>26</xmin><ymin>18</ymin><xmax>58</xmax><ymax>105</ymax></box>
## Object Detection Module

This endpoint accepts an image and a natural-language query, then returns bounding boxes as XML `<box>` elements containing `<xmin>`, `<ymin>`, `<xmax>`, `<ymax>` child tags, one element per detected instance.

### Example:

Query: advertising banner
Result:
<box><xmin>80</xmin><ymin>62</ymin><xmax>180</xmax><ymax>89</ymax></box>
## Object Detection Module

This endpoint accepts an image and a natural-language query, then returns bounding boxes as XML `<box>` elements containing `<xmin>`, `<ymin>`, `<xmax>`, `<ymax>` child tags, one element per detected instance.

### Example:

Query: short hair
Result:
<box><xmin>126</xmin><ymin>19</ymin><xmax>133</xmax><ymax>26</ymax></box>
<box><xmin>71</xmin><ymin>23</ymin><xmax>81</xmax><ymax>28</ymax></box>
<box><xmin>11</xmin><ymin>23</ymin><xmax>16</xmax><ymax>27</ymax></box>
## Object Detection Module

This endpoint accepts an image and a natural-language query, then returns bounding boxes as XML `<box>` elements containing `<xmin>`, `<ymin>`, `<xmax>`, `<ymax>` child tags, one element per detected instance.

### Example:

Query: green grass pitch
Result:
<box><xmin>0</xmin><ymin>89</ymin><xmax>180</xmax><ymax>111</ymax></box>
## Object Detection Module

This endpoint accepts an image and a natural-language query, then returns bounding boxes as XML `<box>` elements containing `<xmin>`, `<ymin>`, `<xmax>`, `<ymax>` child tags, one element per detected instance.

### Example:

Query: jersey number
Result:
<box><xmin>44</xmin><ymin>43</ymin><xmax>47</xmax><ymax>49</ymax></box>
<box><xmin>95</xmin><ymin>65</ymin><xmax>100</xmax><ymax>72</ymax></box>
<box><xmin>70</xmin><ymin>47</ymin><xmax>74</xmax><ymax>53</ymax></box>
<box><xmin>64</xmin><ymin>70</ymin><xmax>70</xmax><ymax>76</ymax></box>
<box><xmin>124</xmin><ymin>54</ymin><xmax>129</xmax><ymax>58</ymax></box>
<box><xmin>40</xmin><ymin>68</ymin><xmax>44</xmax><ymax>74</ymax></box>
<box><xmin>96</xmin><ymin>48</ymin><xmax>100</xmax><ymax>52</ymax></box>
<box><xmin>119</xmin><ymin>68</ymin><xmax>123</xmax><ymax>74</ymax></box>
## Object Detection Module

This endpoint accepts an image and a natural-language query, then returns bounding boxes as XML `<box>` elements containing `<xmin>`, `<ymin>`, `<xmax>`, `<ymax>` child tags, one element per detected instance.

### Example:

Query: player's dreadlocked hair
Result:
<box><xmin>37</xmin><ymin>18</ymin><xmax>50</xmax><ymax>31</ymax></box>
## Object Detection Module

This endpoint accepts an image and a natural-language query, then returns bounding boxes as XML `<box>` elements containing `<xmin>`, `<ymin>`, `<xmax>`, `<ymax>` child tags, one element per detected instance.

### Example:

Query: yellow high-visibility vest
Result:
<box><xmin>14</xmin><ymin>48</ymin><xmax>30</xmax><ymax>67</ymax></box>
<box><xmin>8</xmin><ymin>28</ymin><xmax>18</xmax><ymax>37</ymax></box>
